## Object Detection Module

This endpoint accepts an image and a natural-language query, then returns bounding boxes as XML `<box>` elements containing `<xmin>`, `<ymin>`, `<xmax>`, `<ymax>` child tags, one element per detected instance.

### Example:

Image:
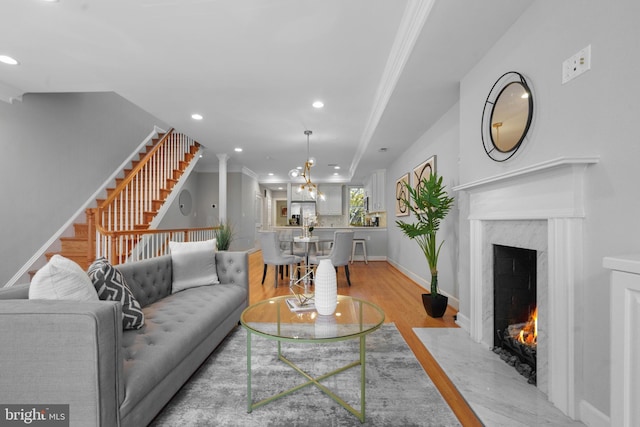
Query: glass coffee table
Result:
<box><xmin>240</xmin><ymin>295</ymin><xmax>385</xmax><ymax>422</ymax></box>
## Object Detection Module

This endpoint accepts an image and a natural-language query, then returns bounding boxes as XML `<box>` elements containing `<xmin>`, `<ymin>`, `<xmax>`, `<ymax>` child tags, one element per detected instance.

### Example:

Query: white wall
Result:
<box><xmin>0</xmin><ymin>92</ymin><xmax>167</xmax><ymax>286</ymax></box>
<box><xmin>386</xmin><ymin>103</ymin><xmax>460</xmax><ymax>304</ymax></box>
<box><xmin>457</xmin><ymin>0</ymin><xmax>640</xmax><ymax>418</ymax></box>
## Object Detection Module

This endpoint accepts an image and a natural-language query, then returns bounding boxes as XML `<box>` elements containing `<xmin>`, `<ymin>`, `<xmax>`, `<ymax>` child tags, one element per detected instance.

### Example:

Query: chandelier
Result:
<box><xmin>288</xmin><ymin>130</ymin><xmax>324</xmax><ymax>200</ymax></box>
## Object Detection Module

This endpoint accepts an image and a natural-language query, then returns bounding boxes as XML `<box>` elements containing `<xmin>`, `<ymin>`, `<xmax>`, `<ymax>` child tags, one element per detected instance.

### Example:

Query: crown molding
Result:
<box><xmin>349</xmin><ymin>0</ymin><xmax>436</xmax><ymax>179</ymax></box>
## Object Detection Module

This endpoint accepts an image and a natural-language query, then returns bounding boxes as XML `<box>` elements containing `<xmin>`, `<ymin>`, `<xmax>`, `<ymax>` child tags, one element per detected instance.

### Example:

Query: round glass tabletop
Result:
<box><xmin>241</xmin><ymin>295</ymin><xmax>385</xmax><ymax>342</ymax></box>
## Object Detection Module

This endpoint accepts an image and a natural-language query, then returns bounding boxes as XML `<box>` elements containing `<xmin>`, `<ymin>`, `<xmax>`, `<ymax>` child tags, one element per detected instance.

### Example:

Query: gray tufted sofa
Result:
<box><xmin>0</xmin><ymin>251</ymin><xmax>248</xmax><ymax>427</ymax></box>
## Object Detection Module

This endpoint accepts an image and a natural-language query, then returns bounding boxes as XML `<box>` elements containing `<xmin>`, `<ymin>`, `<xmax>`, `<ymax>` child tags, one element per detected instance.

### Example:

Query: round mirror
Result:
<box><xmin>481</xmin><ymin>72</ymin><xmax>533</xmax><ymax>162</ymax></box>
<box><xmin>179</xmin><ymin>189</ymin><xmax>192</xmax><ymax>216</ymax></box>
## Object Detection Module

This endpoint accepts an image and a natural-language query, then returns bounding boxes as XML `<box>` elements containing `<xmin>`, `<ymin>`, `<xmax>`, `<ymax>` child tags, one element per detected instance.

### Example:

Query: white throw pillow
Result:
<box><xmin>169</xmin><ymin>239</ymin><xmax>219</xmax><ymax>293</ymax></box>
<box><xmin>29</xmin><ymin>255</ymin><xmax>99</xmax><ymax>301</ymax></box>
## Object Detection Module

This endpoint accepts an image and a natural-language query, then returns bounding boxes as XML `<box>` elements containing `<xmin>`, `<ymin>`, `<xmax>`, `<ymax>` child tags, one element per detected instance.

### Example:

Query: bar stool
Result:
<box><xmin>351</xmin><ymin>238</ymin><xmax>368</xmax><ymax>264</ymax></box>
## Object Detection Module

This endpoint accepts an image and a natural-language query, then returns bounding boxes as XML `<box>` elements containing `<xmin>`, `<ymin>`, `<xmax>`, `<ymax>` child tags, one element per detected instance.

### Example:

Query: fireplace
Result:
<box><xmin>454</xmin><ymin>157</ymin><xmax>598</xmax><ymax>418</ymax></box>
<box><xmin>492</xmin><ymin>244</ymin><xmax>537</xmax><ymax>384</ymax></box>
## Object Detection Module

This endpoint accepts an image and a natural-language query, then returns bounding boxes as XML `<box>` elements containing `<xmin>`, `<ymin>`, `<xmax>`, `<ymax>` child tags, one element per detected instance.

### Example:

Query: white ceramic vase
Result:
<box><xmin>315</xmin><ymin>259</ymin><xmax>337</xmax><ymax>315</ymax></box>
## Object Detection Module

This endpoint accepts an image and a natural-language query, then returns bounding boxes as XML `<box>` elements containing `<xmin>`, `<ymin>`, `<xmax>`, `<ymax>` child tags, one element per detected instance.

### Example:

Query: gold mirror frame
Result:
<box><xmin>481</xmin><ymin>72</ymin><xmax>533</xmax><ymax>162</ymax></box>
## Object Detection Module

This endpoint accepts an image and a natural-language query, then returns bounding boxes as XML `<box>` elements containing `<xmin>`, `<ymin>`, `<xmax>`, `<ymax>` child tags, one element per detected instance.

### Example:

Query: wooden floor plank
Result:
<box><xmin>247</xmin><ymin>250</ymin><xmax>483</xmax><ymax>426</ymax></box>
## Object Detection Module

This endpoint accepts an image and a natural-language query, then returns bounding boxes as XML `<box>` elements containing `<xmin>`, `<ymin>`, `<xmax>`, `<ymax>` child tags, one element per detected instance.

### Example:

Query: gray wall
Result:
<box><xmin>387</xmin><ymin>0</ymin><xmax>640</xmax><ymax>418</ymax></box>
<box><xmin>239</xmin><ymin>172</ymin><xmax>261</xmax><ymax>251</ymax></box>
<box><xmin>167</xmin><ymin>171</ymin><xmax>257</xmax><ymax>252</ymax></box>
<box><xmin>0</xmin><ymin>92</ymin><xmax>167</xmax><ymax>286</ymax></box>
<box><xmin>386</xmin><ymin>104</ymin><xmax>460</xmax><ymax>305</ymax></box>
<box><xmin>156</xmin><ymin>171</ymin><xmax>201</xmax><ymax>229</ymax></box>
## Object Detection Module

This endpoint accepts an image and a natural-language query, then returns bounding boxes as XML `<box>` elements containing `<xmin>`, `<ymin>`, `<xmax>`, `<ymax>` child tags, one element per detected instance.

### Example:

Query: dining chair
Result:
<box><xmin>309</xmin><ymin>231</ymin><xmax>354</xmax><ymax>286</ymax></box>
<box><xmin>259</xmin><ymin>231</ymin><xmax>302</xmax><ymax>288</ymax></box>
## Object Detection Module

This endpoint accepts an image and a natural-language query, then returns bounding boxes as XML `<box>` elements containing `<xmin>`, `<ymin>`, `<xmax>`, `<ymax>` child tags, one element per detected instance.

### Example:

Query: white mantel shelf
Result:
<box><xmin>453</xmin><ymin>156</ymin><xmax>600</xmax><ymax>192</ymax></box>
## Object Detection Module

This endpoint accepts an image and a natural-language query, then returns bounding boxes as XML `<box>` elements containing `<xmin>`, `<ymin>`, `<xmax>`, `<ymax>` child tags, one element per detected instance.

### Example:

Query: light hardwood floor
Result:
<box><xmin>247</xmin><ymin>250</ymin><xmax>483</xmax><ymax>426</ymax></box>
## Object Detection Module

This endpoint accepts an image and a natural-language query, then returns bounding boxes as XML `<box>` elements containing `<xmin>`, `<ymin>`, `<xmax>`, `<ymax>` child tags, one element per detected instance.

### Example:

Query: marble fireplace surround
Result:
<box><xmin>454</xmin><ymin>157</ymin><xmax>598</xmax><ymax>419</ymax></box>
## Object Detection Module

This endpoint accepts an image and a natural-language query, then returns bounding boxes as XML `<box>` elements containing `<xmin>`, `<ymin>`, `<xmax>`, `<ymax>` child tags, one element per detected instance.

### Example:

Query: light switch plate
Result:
<box><xmin>562</xmin><ymin>45</ymin><xmax>591</xmax><ymax>84</ymax></box>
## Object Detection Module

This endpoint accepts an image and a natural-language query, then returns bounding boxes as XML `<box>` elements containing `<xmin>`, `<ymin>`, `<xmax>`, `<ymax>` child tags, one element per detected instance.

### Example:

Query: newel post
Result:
<box><xmin>86</xmin><ymin>208</ymin><xmax>96</xmax><ymax>263</ymax></box>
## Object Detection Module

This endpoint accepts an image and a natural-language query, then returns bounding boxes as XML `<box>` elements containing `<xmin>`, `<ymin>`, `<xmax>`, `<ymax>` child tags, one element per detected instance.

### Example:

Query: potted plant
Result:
<box><xmin>396</xmin><ymin>172</ymin><xmax>455</xmax><ymax>318</ymax></box>
<box><xmin>214</xmin><ymin>221</ymin><xmax>235</xmax><ymax>251</ymax></box>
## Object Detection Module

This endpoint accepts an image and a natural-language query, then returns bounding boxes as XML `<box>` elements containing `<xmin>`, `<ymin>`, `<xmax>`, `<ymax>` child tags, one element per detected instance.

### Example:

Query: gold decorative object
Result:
<box><xmin>288</xmin><ymin>130</ymin><xmax>325</xmax><ymax>201</ymax></box>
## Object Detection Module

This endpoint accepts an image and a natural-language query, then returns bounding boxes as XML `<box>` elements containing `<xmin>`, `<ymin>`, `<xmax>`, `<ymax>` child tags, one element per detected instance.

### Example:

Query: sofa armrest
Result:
<box><xmin>0</xmin><ymin>300</ymin><xmax>122</xmax><ymax>427</ymax></box>
<box><xmin>215</xmin><ymin>251</ymin><xmax>249</xmax><ymax>293</ymax></box>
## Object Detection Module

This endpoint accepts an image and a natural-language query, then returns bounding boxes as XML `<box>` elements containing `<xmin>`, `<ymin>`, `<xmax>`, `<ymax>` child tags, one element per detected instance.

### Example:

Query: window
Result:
<box><xmin>349</xmin><ymin>187</ymin><xmax>365</xmax><ymax>226</ymax></box>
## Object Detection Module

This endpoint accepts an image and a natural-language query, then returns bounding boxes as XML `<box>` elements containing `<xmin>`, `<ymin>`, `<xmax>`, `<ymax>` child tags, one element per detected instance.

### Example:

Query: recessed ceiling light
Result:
<box><xmin>296</xmin><ymin>166</ymin><xmax>303</xmax><ymax>170</ymax></box>
<box><xmin>333</xmin><ymin>172</ymin><xmax>339</xmax><ymax>176</ymax></box>
<box><xmin>234</xmin><ymin>147</ymin><xmax>243</xmax><ymax>152</ymax></box>
<box><xmin>333</xmin><ymin>166</ymin><xmax>340</xmax><ymax>170</ymax></box>
<box><xmin>312</xmin><ymin>101</ymin><xmax>324</xmax><ymax>109</ymax></box>
<box><xmin>278</xmin><ymin>187</ymin><xmax>284</xmax><ymax>190</ymax></box>
<box><xmin>191</xmin><ymin>113</ymin><xmax>203</xmax><ymax>120</ymax></box>
<box><xmin>268</xmin><ymin>172</ymin><xmax>274</xmax><ymax>176</ymax></box>
<box><xmin>0</xmin><ymin>55</ymin><xmax>19</xmax><ymax>65</ymax></box>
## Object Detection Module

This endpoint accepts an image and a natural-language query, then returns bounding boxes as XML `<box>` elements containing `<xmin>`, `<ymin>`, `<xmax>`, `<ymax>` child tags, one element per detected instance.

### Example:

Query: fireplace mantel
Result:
<box><xmin>455</xmin><ymin>156</ymin><xmax>598</xmax><ymax>419</ymax></box>
<box><xmin>454</xmin><ymin>157</ymin><xmax>599</xmax><ymax>221</ymax></box>
<box><xmin>454</xmin><ymin>156</ymin><xmax>599</xmax><ymax>192</ymax></box>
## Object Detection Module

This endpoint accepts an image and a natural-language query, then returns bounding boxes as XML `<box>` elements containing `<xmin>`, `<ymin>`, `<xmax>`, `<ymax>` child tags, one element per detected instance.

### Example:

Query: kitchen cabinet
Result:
<box><xmin>366</xmin><ymin>169</ymin><xmax>386</xmax><ymax>213</ymax></box>
<box><xmin>317</xmin><ymin>185</ymin><xmax>343</xmax><ymax>215</ymax></box>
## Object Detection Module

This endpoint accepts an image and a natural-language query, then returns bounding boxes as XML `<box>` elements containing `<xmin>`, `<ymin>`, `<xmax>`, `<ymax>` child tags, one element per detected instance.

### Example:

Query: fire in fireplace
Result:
<box><xmin>492</xmin><ymin>244</ymin><xmax>537</xmax><ymax>384</ymax></box>
<box><xmin>495</xmin><ymin>307</ymin><xmax>537</xmax><ymax>384</ymax></box>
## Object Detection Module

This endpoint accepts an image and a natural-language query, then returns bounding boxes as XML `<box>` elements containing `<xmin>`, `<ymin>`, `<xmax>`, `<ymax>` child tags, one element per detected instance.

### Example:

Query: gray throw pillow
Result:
<box><xmin>169</xmin><ymin>239</ymin><xmax>219</xmax><ymax>293</ymax></box>
<box><xmin>88</xmin><ymin>257</ymin><xmax>145</xmax><ymax>330</ymax></box>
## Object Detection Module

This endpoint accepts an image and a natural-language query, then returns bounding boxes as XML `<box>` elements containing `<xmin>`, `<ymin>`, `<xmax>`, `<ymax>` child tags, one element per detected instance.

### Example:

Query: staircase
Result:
<box><xmin>46</xmin><ymin>129</ymin><xmax>201</xmax><ymax>269</ymax></box>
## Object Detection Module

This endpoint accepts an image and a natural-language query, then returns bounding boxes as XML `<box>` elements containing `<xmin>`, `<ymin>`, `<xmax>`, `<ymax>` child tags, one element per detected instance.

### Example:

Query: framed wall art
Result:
<box><xmin>413</xmin><ymin>155</ymin><xmax>436</xmax><ymax>194</ymax></box>
<box><xmin>395</xmin><ymin>173</ymin><xmax>410</xmax><ymax>217</ymax></box>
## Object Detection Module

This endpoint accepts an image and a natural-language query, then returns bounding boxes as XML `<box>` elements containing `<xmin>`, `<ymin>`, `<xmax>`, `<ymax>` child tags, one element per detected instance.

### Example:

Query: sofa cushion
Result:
<box><xmin>116</xmin><ymin>256</ymin><xmax>172</xmax><ymax>308</ymax></box>
<box><xmin>169</xmin><ymin>239</ymin><xmax>219</xmax><ymax>293</ymax></box>
<box><xmin>88</xmin><ymin>258</ymin><xmax>145</xmax><ymax>330</ymax></box>
<box><xmin>29</xmin><ymin>255</ymin><xmax>99</xmax><ymax>301</ymax></box>
<box><xmin>119</xmin><ymin>283</ymin><xmax>247</xmax><ymax>417</ymax></box>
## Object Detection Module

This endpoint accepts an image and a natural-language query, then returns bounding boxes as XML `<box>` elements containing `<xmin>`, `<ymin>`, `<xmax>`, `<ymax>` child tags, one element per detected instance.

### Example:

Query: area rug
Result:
<box><xmin>150</xmin><ymin>323</ymin><xmax>460</xmax><ymax>426</ymax></box>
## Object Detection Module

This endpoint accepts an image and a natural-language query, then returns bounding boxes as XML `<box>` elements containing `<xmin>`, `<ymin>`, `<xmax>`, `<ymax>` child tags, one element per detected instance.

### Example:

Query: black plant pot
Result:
<box><xmin>422</xmin><ymin>293</ymin><xmax>448</xmax><ymax>318</ymax></box>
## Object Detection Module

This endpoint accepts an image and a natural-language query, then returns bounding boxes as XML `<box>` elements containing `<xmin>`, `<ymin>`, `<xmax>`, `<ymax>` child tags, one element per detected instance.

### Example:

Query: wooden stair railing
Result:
<box><xmin>87</xmin><ymin>128</ymin><xmax>203</xmax><ymax>264</ymax></box>
<box><xmin>41</xmin><ymin>128</ymin><xmax>210</xmax><ymax>271</ymax></box>
<box><xmin>87</xmin><ymin>219</ymin><xmax>218</xmax><ymax>265</ymax></box>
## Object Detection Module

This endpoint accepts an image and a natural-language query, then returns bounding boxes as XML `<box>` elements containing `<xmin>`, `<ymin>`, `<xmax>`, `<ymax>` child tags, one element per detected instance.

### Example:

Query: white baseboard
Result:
<box><xmin>387</xmin><ymin>257</ymin><xmax>459</xmax><ymax>310</ymax></box>
<box><xmin>455</xmin><ymin>312</ymin><xmax>471</xmax><ymax>332</ymax></box>
<box><xmin>579</xmin><ymin>400</ymin><xmax>609</xmax><ymax>427</ymax></box>
<box><xmin>349</xmin><ymin>255</ymin><xmax>387</xmax><ymax>263</ymax></box>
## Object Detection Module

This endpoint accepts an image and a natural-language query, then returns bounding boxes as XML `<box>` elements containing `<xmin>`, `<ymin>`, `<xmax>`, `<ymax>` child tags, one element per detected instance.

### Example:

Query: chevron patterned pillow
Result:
<box><xmin>88</xmin><ymin>258</ymin><xmax>145</xmax><ymax>330</ymax></box>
